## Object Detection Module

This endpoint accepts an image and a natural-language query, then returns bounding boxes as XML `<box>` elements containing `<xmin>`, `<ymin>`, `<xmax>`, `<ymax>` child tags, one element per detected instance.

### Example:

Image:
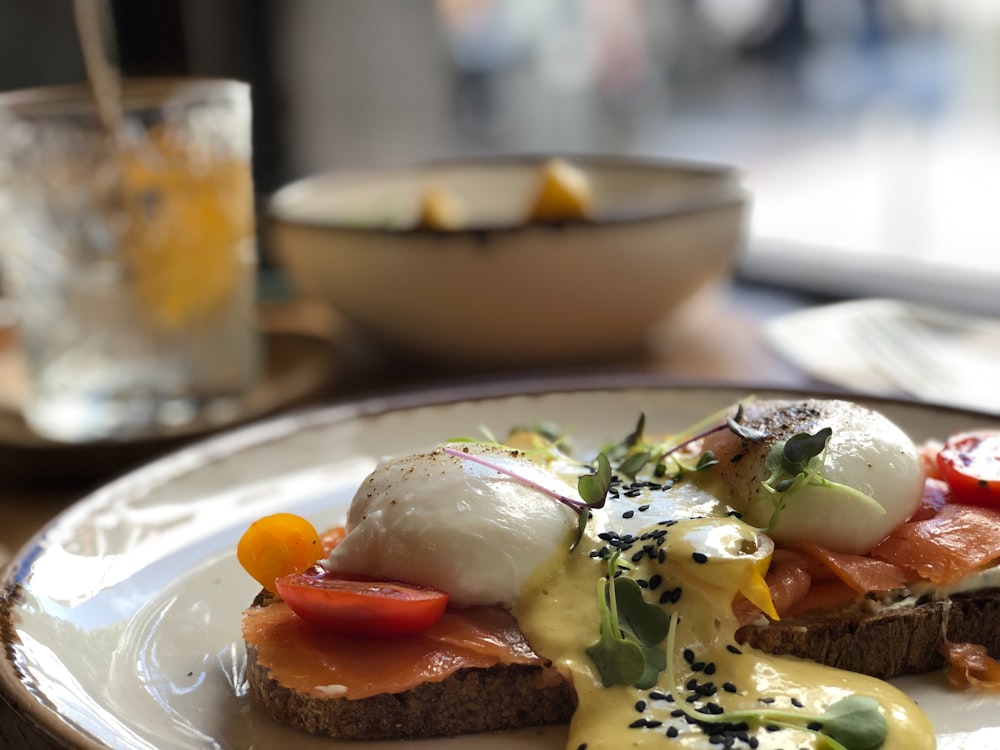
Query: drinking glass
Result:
<box><xmin>0</xmin><ymin>78</ymin><xmax>261</xmax><ymax>442</ymax></box>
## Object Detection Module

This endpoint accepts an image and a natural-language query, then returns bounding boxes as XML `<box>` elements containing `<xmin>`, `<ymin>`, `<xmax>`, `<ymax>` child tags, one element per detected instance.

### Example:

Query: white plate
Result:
<box><xmin>3</xmin><ymin>379</ymin><xmax>1000</xmax><ymax>749</ymax></box>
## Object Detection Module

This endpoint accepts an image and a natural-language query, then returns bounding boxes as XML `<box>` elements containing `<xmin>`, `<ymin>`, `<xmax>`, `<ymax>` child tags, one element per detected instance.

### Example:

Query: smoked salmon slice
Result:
<box><xmin>243</xmin><ymin>603</ymin><xmax>550</xmax><ymax>700</ymax></box>
<box><xmin>941</xmin><ymin>642</ymin><xmax>1000</xmax><ymax>691</ymax></box>
<box><xmin>871</xmin><ymin>503</ymin><xmax>1000</xmax><ymax>584</ymax></box>
<box><xmin>784</xmin><ymin>578</ymin><xmax>858</xmax><ymax>617</ymax></box>
<box><xmin>909</xmin><ymin>478</ymin><xmax>951</xmax><ymax>522</ymax></box>
<box><xmin>792</xmin><ymin>541</ymin><xmax>912</xmax><ymax>594</ymax></box>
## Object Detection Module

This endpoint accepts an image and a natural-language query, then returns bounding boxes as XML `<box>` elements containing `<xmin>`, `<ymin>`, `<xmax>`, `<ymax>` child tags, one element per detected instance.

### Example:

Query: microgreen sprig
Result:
<box><xmin>600</xmin><ymin>404</ymin><xmax>762</xmax><ymax>483</ymax></box>
<box><xmin>760</xmin><ymin>427</ymin><xmax>885</xmax><ymax>531</ymax></box>
<box><xmin>663</xmin><ymin>612</ymin><xmax>888</xmax><ymax>750</ymax></box>
<box><xmin>585</xmin><ymin>552</ymin><xmax>670</xmax><ymax>689</ymax></box>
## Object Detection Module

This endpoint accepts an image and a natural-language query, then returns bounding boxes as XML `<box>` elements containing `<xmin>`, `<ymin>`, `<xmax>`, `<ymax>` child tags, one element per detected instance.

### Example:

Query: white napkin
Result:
<box><xmin>764</xmin><ymin>298</ymin><xmax>1000</xmax><ymax>414</ymax></box>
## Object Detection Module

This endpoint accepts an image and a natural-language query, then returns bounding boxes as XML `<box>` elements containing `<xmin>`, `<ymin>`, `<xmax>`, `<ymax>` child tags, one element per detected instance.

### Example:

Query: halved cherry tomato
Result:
<box><xmin>275</xmin><ymin>567</ymin><xmax>450</xmax><ymax>637</ymax></box>
<box><xmin>937</xmin><ymin>431</ymin><xmax>1000</xmax><ymax>509</ymax></box>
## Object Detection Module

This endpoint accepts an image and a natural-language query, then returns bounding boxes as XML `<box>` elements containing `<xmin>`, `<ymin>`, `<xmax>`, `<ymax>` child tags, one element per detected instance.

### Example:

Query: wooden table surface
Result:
<box><xmin>0</xmin><ymin>279</ymin><xmax>821</xmax><ymax>562</ymax></box>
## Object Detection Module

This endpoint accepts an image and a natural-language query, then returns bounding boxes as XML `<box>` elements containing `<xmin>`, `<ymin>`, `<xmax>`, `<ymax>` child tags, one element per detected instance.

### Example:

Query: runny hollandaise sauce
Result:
<box><xmin>514</xmin><ymin>493</ymin><xmax>935</xmax><ymax>749</ymax></box>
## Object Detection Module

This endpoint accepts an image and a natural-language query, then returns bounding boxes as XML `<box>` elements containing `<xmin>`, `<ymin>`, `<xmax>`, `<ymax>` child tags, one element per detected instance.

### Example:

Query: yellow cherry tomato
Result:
<box><xmin>237</xmin><ymin>513</ymin><xmax>322</xmax><ymax>593</ymax></box>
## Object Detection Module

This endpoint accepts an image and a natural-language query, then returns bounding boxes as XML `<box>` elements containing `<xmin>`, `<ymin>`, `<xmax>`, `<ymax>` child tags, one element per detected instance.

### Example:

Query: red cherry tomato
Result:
<box><xmin>275</xmin><ymin>567</ymin><xmax>450</xmax><ymax>636</ymax></box>
<box><xmin>936</xmin><ymin>431</ymin><xmax>1000</xmax><ymax>509</ymax></box>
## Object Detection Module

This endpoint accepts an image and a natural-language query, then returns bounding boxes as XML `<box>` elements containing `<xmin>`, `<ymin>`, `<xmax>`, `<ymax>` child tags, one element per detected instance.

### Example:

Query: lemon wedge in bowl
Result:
<box><xmin>525</xmin><ymin>158</ymin><xmax>593</xmax><ymax>222</ymax></box>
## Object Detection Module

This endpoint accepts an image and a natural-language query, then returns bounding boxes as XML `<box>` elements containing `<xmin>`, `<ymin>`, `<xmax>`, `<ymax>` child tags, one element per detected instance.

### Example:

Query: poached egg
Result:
<box><xmin>700</xmin><ymin>399</ymin><xmax>925</xmax><ymax>554</ymax></box>
<box><xmin>322</xmin><ymin>442</ymin><xmax>578</xmax><ymax>607</ymax></box>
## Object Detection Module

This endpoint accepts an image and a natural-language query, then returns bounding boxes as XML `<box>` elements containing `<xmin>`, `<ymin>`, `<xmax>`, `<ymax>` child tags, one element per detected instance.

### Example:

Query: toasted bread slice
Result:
<box><xmin>243</xmin><ymin>590</ymin><xmax>575</xmax><ymax>740</ymax></box>
<box><xmin>245</xmin><ymin>641</ymin><xmax>574</xmax><ymax>740</ymax></box>
<box><xmin>736</xmin><ymin>588</ymin><xmax>1000</xmax><ymax>679</ymax></box>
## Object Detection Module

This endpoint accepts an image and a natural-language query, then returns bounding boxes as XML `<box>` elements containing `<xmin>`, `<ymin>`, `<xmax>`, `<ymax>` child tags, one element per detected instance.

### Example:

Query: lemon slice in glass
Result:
<box><xmin>120</xmin><ymin>136</ymin><xmax>253</xmax><ymax>331</ymax></box>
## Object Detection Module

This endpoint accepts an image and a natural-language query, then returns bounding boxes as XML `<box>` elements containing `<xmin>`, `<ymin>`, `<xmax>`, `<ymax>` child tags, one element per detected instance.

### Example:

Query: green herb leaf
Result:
<box><xmin>633</xmin><ymin>641</ymin><xmax>667</xmax><ymax>690</ymax></box>
<box><xmin>624</xmin><ymin>413</ymin><xmax>646</xmax><ymax>448</ymax></box>
<box><xmin>668</xmin><ymin>449</ymin><xmax>719</xmax><ymax>479</ymax></box>
<box><xmin>614</xmin><ymin>576</ymin><xmax>670</xmax><ymax>646</ymax></box>
<box><xmin>571</xmin><ymin>508</ymin><xmax>590</xmax><ymax>552</ymax></box>
<box><xmin>784</xmin><ymin>427</ymin><xmax>832</xmax><ymax>467</ymax></box>
<box><xmin>821</xmin><ymin>696</ymin><xmax>888</xmax><ymax>750</ymax></box>
<box><xmin>694</xmin><ymin>450</ymin><xmax>719</xmax><ymax>471</ymax></box>
<box><xmin>618</xmin><ymin>450</ymin><xmax>651</xmax><ymax>480</ymax></box>
<box><xmin>613</xmin><ymin>576</ymin><xmax>669</xmax><ymax>689</ymax></box>
<box><xmin>727</xmin><ymin>416</ymin><xmax>767</xmax><ymax>443</ymax></box>
<box><xmin>579</xmin><ymin>453</ymin><xmax>612</xmax><ymax>508</ymax></box>
<box><xmin>585</xmin><ymin>577</ymin><xmax>645</xmax><ymax>686</ymax></box>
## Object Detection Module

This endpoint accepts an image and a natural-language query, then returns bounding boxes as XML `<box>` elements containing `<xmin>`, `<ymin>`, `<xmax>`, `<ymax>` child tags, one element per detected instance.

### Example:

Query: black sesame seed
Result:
<box><xmin>659</xmin><ymin>590</ymin><xmax>672</xmax><ymax>604</ymax></box>
<box><xmin>670</xmin><ymin>709</ymin><xmax>685</xmax><ymax>718</ymax></box>
<box><xmin>645</xmin><ymin>720</ymin><xmax>663</xmax><ymax>729</ymax></box>
<box><xmin>692</xmin><ymin>552</ymin><xmax>709</xmax><ymax>564</ymax></box>
<box><xmin>628</xmin><ymin>718</ymin><xmax>647</xmax><ymax>728</ymax></box>
<box><xmin>791</xmin><ymin>697</ymin><xmax>804</xmax><ymax>708</ymax></box>
<box><xmin>624</xmin><ymin>489</ymin><xmax>642</xmax><ymax>498</ymax></box>
<box><xmin>686</xmin><ymin>678</ymin><xmax>698</xmax><ymax>690</ymax></box>
<box><xmin>576</xmin><ymin>744</ymin><xmax>587</xmax><ymax>750</ymax></box>
<box><xmin>691</xmin><ymin>661</ymin><xmax>706</xmax><ymax>672</ymax></box>
<box><xmin>723</xmin><ymin>682</ymin><xmax>738</xmax><ymax>693</ymax></box>
<box><xmin>631</xmin><ymin>550</ymin><xmax>645</xmax><ymax>563</ymax></box>
<box><xmin>748</xmin><ymin>738</ymin><xmax>759</xmax><ymax>749</ymax></box>
<box><xmin>671</xmin><ymin>587</ymin><xmax>683</xmax><ymax>603</ymax></box>
<box><xmin>636</xmin><ymin>579</ymin><xmax>649</xmax><ymax>588</ymax></box>
<box><xmin>704</xmin><ymin>662</ymin><xmax>717</xmax><ymax>675</ymax></box>
<box><xmin>666</xmin><ymin>726</ymin><xmax>679</xmax><ymax>738</ymax></box>
<box><xmin>683</xmin><ymin>648</ymin><xmax>696</xmax><ymax>664</ymax></box>
<box><xmin>760</xmin><ymin>697</ymin><xmax>776</xmax><ymax>705</ymax></box>
<box><xmin>658</xmin><ymin>549</ymin><xmax>666</xmax><ymax>563</ymax></box>
<box><xmin>622</xmin><ymin>510</ymin><xmax>635</xmax><ymax>519</ymax></box>
<box><xmin>635</xmin><ymin>700</ymin><xmax>647</xmax><ymax>712</ymax></box>
<box><xmin>639</xmin><ymin>503</ymin><xmax>650</xmax><ymax>511</ymax></box>
<box><xmin>648</xmin><ymin>690</ymin><xmax>669</xmax><ymax>701</ymax></box>
<box><xmin>726</xmin><ymin>645</ymin><xmax>742</xmax><ymax>655</ymax></box>
<box><xmin>807</xmin><ymin>721</ymin><xmax>823</xmax><ymax>731</ymax></box>
<box><xmin>648</xmin><ymin>574</ymin><xmax>662</xmax><ymax>590</ymax></box>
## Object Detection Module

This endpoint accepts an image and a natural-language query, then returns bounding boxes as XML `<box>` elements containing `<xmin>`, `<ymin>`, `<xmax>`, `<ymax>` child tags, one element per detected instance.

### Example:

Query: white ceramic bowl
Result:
<box><xmin>268</xmin><ymin>155</ymin><xmax>748</xmax><ymax>367</ymax></box>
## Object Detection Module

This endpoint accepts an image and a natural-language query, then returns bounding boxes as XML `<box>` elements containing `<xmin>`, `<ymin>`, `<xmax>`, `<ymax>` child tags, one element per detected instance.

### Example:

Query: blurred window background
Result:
<box><xmin>2</xmin><ymin>0</ymin><xmax>998</xmax><ymax>312</ymax></box>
